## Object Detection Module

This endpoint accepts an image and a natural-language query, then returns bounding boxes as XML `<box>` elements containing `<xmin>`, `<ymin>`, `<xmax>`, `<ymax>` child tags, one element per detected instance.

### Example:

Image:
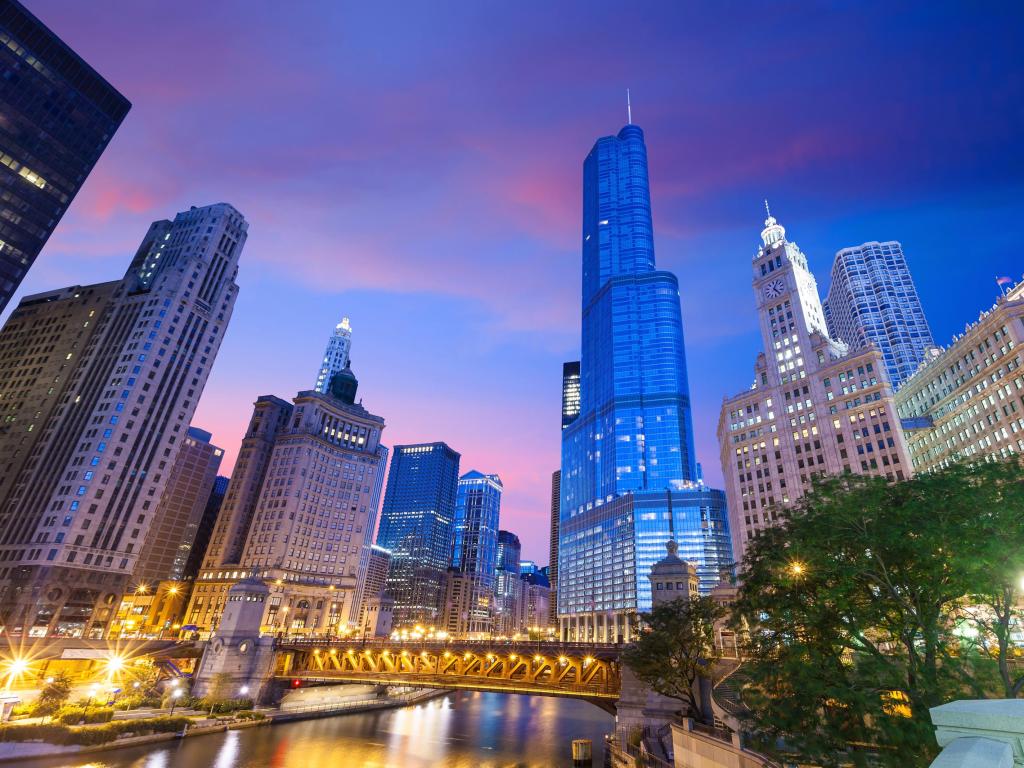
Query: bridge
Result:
<box><xmin>274</xmin><ymin>638</ymin><xmax>622</xmax><ymax>711</ymax></box>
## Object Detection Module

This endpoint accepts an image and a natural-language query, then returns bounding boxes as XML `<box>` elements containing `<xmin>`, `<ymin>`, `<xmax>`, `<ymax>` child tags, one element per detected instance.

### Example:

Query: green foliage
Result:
<box><xmin>622</xmin><ymin>595</ymin><xmax>724</xmax><ymax>721</ymax></box>
<box><xmin>234</xmin><ymin>710</ymin><xmax>265</xmax><ymax>720</ymax></box>
<box><xmin>56</xmin><ymin>706</ymin><xmax>115</xmax><ymax>725</ymax></box>
<box><xmin>205</xmin><ymin>672</ymin><xmax>233</xmax><ymax>703</ymax></box>
<box><xmin>732</xmin><ymin>461</ymin><xmax>1024</xmax><ymax>767</ymax></box>
<box><xmin>30</xmin><ymin>672</ymin><xmax>72</xmax><ymax>718</ymax></box>
<box><xmin>0</xmin><ymin>715</ymin><xmax>191</xmax><ymax>746</ymax></box>
<box><xmin>198</xmin><ymin>697</ymin><xmax>254</xmax><ymax>714</ymax></box>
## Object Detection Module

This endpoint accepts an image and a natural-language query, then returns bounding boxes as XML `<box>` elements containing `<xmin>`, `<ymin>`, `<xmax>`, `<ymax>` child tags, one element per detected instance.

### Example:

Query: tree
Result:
<box><xmin>621</xmin><ymin>595</ymin><xmax>724</xmax><ymax>722</ymax></box>
<box><xmin>31</xmin><ymin>672</ymin><xmax>72</xmax><ymax>718</ymax></box>
<box><xmin>950</xmin><ymin>460</ymin><xmax>1024</xmax><ymax>698</ymax></box>
<box><xmin>731</xmin><ymin>465</ymin><xmax>1017</xmax><ymax>767</ymax></box>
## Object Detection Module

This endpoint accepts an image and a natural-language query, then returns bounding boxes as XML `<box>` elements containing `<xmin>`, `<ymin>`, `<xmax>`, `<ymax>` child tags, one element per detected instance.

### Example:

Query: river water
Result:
<box><xmin>18</xmin><ymin>691</ymin><xmax>615</xmax><ymax>768</ymax></box>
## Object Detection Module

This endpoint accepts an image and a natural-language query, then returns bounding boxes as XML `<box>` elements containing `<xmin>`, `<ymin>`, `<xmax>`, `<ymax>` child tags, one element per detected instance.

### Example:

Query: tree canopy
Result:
<box><xmin>621</xmin><ymin>595</ymin><xmax>724</xmax><ymax>722</ymax></box>
<box><xmin>731</xmin><ymin>460</ymin><xmax>1024</xmax><ymax>767</ymax></box>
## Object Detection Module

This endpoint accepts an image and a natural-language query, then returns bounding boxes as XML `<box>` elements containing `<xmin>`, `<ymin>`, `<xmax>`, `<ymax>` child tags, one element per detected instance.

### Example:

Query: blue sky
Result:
<box><xmin>6</xmin><ymin>0</ymin><xmax>1023</xmax><ymax>560</ymax></box>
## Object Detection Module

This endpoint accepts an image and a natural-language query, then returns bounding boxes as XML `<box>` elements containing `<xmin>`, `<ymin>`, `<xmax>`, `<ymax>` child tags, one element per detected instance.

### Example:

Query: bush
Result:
<box><xmin>234</xmin><ymin>710</ymin><xmax>265</xmax><ymax>720</ymax></box>
<box><xmin>0</xmin><ymin>716</ymin><xmax>192</xmax><ymax>746</ymax></box>
<box><xmin>56</xmin><ymin>706</ymin><xmax>114</xmax><ymax>725</ymax></box>
<box><xmin>199</xmin><ymin>697</ymin><xmax>254</xmax><ymax>714</ymax></box>
<box><xmin>0</xmin><ymin>722</ymin><xmax>73</xmax><ymax>744</ymax></box>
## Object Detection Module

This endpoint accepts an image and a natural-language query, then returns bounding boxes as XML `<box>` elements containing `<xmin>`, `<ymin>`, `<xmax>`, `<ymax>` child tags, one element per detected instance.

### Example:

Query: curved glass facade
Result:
<box><xmin>559</xmin><ymin>124</ymin><xmax>732</xmax><ymax>641</ymax></box>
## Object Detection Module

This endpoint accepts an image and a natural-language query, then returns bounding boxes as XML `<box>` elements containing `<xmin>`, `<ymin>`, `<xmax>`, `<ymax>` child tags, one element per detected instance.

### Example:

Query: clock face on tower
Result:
<box><xmin>763</xmin><ymin>279</ymin><xmax>786</xmax><ymax>299</ymax></box>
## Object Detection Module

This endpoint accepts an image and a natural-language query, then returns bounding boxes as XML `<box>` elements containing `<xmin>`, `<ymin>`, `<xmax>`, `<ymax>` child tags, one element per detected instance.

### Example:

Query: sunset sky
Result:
<box><xmin>6</xmin><ymin>1</ymin><xmax>1023</xmax><ymax>560</ymax></box>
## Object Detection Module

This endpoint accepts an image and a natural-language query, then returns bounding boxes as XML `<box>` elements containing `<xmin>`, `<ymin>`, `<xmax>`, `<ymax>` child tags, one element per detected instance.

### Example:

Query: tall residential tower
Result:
<box><xmin>822</xmin><ymin>241</ymin><xmax>934</xmax><ymax>389</ymax></box>
<box><xmin>559</xmin><ymin>122</ymin><xmax>732</xmax><ymax>642</ymax></box>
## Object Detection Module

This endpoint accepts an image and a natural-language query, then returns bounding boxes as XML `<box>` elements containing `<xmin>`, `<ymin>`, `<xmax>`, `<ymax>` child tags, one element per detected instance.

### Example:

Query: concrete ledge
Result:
<box><xmin>930</xmin><ymin>700</ymin><xmax>1024</xmax><ymax>766</ymax></box>
<box><xmin>929</xmin><ymin>737</ymin><xmax>1013</xmax><ymax>768</ymax></box>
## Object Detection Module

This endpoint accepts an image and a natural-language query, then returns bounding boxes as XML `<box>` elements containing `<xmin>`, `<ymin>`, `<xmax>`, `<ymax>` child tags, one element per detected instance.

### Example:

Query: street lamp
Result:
<box><xmin>2</xmin><ymin>657</ymin><xmax>29</xmax><ymax>691</ymax></box>
<box><xmin>169</xmin><ymin>689</ymin><xmax>183</xmax><ymax>715</ymax></box>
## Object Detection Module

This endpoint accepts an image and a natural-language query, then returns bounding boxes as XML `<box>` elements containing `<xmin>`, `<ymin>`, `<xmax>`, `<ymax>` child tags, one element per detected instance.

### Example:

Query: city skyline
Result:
<box><xmin>3</xmin><ymin>1</ymin><xmax>1023</xmax><ymax>561</ymax></box>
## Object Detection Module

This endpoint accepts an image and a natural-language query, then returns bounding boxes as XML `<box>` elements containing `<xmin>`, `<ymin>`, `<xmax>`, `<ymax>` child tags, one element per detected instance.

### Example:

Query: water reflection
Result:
<box><xmin>19</xmin><ymin>692</ymin><xmax>613</xmax><ymax>768</ymax></box>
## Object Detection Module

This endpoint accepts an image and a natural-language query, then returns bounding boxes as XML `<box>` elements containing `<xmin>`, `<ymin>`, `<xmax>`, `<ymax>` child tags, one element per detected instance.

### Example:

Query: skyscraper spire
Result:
<box><xmin>626</xmin><ymin>88</ymin><xmax>632</xmax><ymax>124</ymax></box>
<box><xmin>764</xmin><ymin>198</ymin><xmax>771</xmax><ymax>218</ymax></box>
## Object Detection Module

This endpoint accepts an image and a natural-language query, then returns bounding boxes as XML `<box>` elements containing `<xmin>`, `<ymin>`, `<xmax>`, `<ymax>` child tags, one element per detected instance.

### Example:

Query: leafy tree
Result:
<box><xmin>31</xmin><ymin>672</ymin><xmax>72</xmax><ymax>718</ymax></box>
<box><xmin>731</xmin><ymin>465</ymin><xmax>1018</xmax><ymax>767</ymax></box>
<box><xmin>951</xmin><ymin>460</ymin><xmax>1024</xmax><ymax>697</ymax></box>
<box><xmin>622</xmin><ymin>595</ymin><xmax>724</xmax><ymax>722</ymax></box>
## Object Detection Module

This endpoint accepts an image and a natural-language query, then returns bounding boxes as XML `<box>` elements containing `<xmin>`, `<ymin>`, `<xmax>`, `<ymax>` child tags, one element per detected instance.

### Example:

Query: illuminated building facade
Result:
<box><xmin>0</xmin><ymin>203</ymin><xmax>247</xmax><ymax>637</ymax></box>
<box><xmin>896</xmin><ymin>281</ymin><xmax>1024</xmax><ymax>471</ymax></box>
<box><xmin>562</xmin><ymin>361</ymin><xmax>581</xmax><ymax>428</ymax></box>
<box><xmin>185</xmin><ymin>367</ymin><xmax>386</xmax><ymax>636</ymax></box>
<box><xmin>447</xmin><ymin>470</ymin><xmax>501</xmax><ymax>637</ymax></box>
<box><xmin>376</xmin><ymin>442</ymin><xmax>460</xmax><ymax>627</ymax></box>
<box><xmin>718</xmin><ymin>211</ymin><xmax>912</xmax><ymax>566</ymax></box>
<box><xmin>823</xmin><ymin>241</ymin><xmax>934</xmax><ymax>389</ymax></box>
<box><xmin>559</xmin><ymin>121</ymin><xmax>732</xmax><ymax>642</ymax></box>
<box><xmin>314</xmin><ymin>317</ymin><xmax>353</xmax><ymax>394</ymax></box>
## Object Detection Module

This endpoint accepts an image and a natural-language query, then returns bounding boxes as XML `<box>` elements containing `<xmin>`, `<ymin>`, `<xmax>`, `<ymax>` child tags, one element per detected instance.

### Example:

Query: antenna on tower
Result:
<box><xmin>764</xmin><ymin>199</ymin><xmax>771</xmax><ymax>218</ymax></box>
<box><xmin>627</xmin><ymin>88</ymin><xmax>632</xmax><ymax>124</ymax></box>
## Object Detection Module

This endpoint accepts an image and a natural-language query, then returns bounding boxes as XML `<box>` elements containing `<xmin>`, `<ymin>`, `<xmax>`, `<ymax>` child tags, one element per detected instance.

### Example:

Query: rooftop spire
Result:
<box><xmin>627</xmin><ymin>88</ymin><xmax>632</xmax><ymax>124</ymax></box>
<box><xmin>764</xmin><ymin>199</ymin><xmax>771</xmax><ymax>218</ymax></box>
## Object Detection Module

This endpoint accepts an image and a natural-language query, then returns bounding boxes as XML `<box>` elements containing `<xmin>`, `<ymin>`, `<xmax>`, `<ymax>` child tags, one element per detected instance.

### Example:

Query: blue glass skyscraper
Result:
<box><xmin>377</xmin><ymin>442</ymin><xmax>461</xmax><ymax>627</ymax></box>
<box><xmin>559</xmin><ymin>122</ymin><xmax>732</xmax><ymax>642</ymax></box>
<box><xmin>449</xmin><ymin>470</ymin><xmax>502</xmax><ymax>635</ymax></box>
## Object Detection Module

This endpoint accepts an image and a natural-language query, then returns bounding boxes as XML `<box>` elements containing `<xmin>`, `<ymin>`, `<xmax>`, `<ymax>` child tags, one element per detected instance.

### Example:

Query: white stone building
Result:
<box><xmin>717</xmin><ymin>212</ymin><xmax>912</xmax><ymax>566</ymax></box>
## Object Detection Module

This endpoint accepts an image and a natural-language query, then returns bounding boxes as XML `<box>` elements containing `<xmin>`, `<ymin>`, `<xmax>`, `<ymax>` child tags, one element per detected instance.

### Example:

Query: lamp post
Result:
<box><xmin>169</xmin><ymin>689</ymin><xmax>182</xmax><ymax>715</ymax></box>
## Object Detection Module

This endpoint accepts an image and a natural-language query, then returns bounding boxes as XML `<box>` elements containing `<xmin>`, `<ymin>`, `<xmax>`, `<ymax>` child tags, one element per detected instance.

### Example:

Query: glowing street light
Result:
<box><xmin>2</xmin><ymin>657</ymin><xmax>30</xmax><ymax>690</ymax></box>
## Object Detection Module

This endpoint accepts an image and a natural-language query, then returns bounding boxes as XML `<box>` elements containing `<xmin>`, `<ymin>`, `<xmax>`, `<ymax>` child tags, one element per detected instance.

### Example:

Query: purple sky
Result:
<box><xmin>6</xmin><ymin>1</ymin><xmax>1024</xmax><ymax>561</ymax></box>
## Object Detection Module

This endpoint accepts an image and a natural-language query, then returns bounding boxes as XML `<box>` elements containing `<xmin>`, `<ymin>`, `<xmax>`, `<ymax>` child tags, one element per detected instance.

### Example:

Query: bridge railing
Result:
<box><xmin>274</xmin><ymin>636</ymin><xmax>622</xmax><ymax>655</ymax></box>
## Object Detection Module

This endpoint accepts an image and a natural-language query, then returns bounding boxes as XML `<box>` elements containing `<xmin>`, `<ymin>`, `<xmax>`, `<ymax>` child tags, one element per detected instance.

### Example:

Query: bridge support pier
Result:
<box><xmin>615</xmin><ymin>665</ymin><xmax>680</xmax><ymax>733</ymax></box>
<box><xmin>192</xmin><ymin>578</ymin><xmax>277</xmax><ymax>703</ymax></box>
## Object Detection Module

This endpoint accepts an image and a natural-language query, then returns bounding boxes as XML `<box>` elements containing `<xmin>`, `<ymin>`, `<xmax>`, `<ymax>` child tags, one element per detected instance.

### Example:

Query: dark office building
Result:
<box><xmin>182</xmin><ymin>475</ymin><xmax>229</xmax><ymax>582</ymax></box>
<box><xmin>0</xmin><ymin>0</ymin><xmax>130</xmax><ymax>313</ymax></box>
<box><xmin>561</xmin><ymin>361</ymin><xmax>580</xmax><ymax>429</ymax></box>
<box><xmin>376</xmin><ymin>442</ymin><xmax>461</xmax><ymax>627</ymax></box>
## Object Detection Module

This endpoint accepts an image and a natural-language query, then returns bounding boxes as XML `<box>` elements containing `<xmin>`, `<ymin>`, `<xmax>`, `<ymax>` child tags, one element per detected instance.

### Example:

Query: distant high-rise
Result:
<box><xmin>561</xmin><ymin>361</ymin><xmax>581</xmax><ymax>429</ymax></box>
<box><xmin>447</xmin><ymin>470</ymin><xmax>501</xmax><ymax>636</ymax></box>
<box><xmin>0</xmin><ymin>0</ymin><xmax>131</xmax><ymax>313</ymax></box>
<box><xmin>136</xmin><ymin>427</ymin><xmax>223</xmax><ymax>584</ymax></box>
<box><xmin>718</xmin><ymin>211</ymin><xmax>912</xmax><ymax>566</ymax></box>
<box><xmin>560</xmin><ymin>121</ymin><xmax>732</xmax><ymax>642</ymax></box>
<box><xmin>376</xmin><ymin>442</ymin><xmax>460</xmax><ymax>627</ymax></box>
<box><xmin>181</xmin><ymin>474</ymin><xmax>228</xmax><ymax>582</ymax></box>
<box><xmin>494</xmin><ymin>529</ymin><xmax>521</xmax><ymax>636</ymax></box>
<box><xmin>185</xmin><ymin>366</ymin><xmax>387</xmax><ymax>637</ymax></box>
<box><xmin>357</xmin><ymin>544</ymin><xmax>391</xmax><ymax>629</ymax></box>
<box><xmin>548</xmin><ymin>470</ymin><xmax>560</xmax><ymax>627</ymax></box>
<box><xmin>0</xmin><ymin>203</ymin><xmax>247</xmax><ymax>637</ymax></box>
<box><xmin>314</xmin><ymin>317</ymin><xmax>353</xmax><ymax>393</ymax></box>
<box><xmin>823</xmin><ymin>241</ymin><xmax>934</xmax><ymax>389</ymax></box>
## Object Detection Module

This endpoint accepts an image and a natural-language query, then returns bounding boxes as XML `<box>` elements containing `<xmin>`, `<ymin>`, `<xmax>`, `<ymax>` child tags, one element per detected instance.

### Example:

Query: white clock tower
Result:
<box><xmin>718</xmin><ymin>207</ymin><xmax>912</xmax><ymax>565</ymax></box>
